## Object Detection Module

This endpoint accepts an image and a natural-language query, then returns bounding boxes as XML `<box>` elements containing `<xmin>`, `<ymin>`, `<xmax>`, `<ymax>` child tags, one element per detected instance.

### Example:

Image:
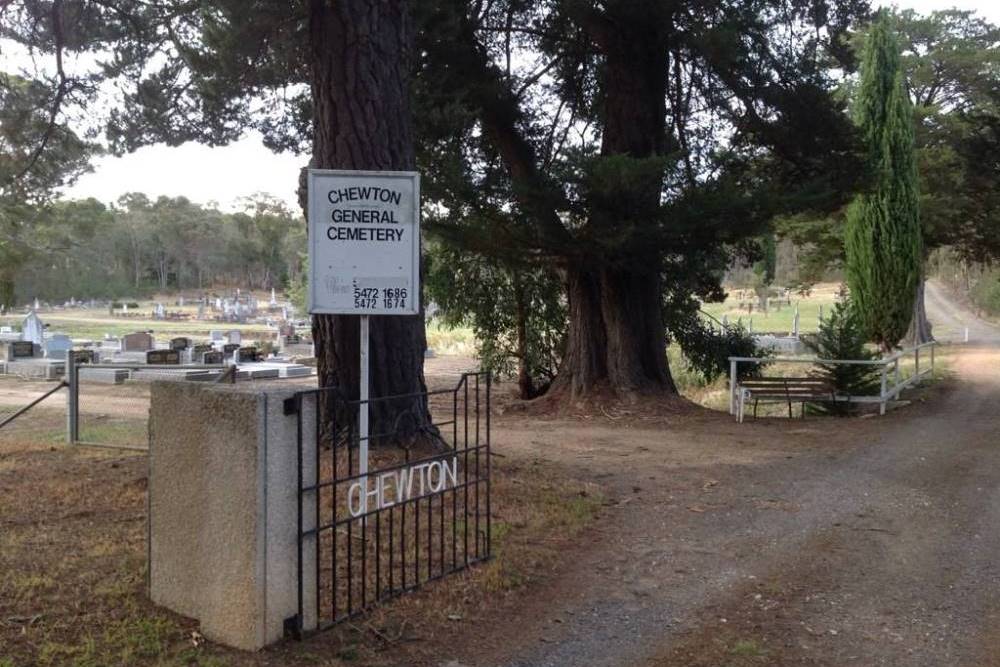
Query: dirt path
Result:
<box><xmin>438</xmin><ymin>344</ymin><xmax>1000</xmax><ymax>665</ymax></box>
<box><xmin>926</xmin><ymin>279</ymin><xmax>1000</xmax><ymax>344</ymax></box>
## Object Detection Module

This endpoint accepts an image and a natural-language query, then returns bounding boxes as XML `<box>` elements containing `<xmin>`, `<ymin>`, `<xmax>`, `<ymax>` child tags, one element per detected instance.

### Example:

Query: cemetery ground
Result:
<box><xmin>2</xmin><ymin>289</ymin><xmax>999</xmax><ymax>666</ymax></box>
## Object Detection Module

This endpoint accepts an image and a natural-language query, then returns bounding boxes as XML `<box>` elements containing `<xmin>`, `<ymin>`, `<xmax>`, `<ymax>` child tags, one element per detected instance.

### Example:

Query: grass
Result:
<box><xmin>425</xmin><ymin>320</ymin><xmax>476</xmax><ymax>356</ymax></box>
<box><xmin>700</xmin><ymin>283</ymin><xmax>842</xmax><ymax>334</ymax></box>
<box><xmin>0</xmin><ymin>435</ymin><xmax>603</xmax><ymax>667</ymax></box>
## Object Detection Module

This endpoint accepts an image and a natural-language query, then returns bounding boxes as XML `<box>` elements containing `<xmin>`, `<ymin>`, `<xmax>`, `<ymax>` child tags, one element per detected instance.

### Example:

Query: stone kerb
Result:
<box><xmin>148</xmin><ymin>381</ymin><xmax>317</xmax><ymax>650</ymax></box>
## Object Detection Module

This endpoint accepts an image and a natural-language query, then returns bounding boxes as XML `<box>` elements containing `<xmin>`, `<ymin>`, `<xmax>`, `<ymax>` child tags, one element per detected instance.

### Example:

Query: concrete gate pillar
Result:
<box><xmin>147</xmin><ymin>382</ymin><xmax>318</xmax><ymax>650</ymax></box>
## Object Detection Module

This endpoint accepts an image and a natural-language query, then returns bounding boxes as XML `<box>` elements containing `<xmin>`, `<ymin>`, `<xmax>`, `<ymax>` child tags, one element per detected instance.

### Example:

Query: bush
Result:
<box><xmin>803</xmin><ymin>299</ymin><xmax>881</xmax><ymax>415</ymax></box>
<box><xmin>970</xmin><ymin>272</ymin><xmax>1000</xmax><ymax>316</ymax></box>
<box><xmin>671</xmin><ymin>318</ymin><xmax>771</xmax><ymax>384</ymax></box>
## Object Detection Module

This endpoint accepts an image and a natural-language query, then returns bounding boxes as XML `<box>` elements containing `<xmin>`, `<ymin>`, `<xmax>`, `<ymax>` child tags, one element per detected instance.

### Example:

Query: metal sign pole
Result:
<box><xmin>359</xmin><ymin>314</ymin><xmax>370</xmax><ymax>509</ymax></box>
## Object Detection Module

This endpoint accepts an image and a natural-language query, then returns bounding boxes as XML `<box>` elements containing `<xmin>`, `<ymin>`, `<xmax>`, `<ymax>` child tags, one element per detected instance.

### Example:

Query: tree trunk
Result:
<box><xmin>513</xmin><ymin>273</ymin><xmax>534</xmax><ymax>400</ymax></box>
<box><xmin>907</xmin><ymin>278</ymin><xmax>933</xmax><ymax>345</ymax></box>
<box><xmin>552</xmin><ymin>265</ymin><xmax>675</xmax><ymax>400</ymax></box>
<box><xmin>307</xmin><ymin>0</ymin><xmax>432</xmax><ymax>441</ymax></box>
<box><xmin>549</xmin><ymin>9</ymin><xmax>676</xmax><ymax>401</ymax></box>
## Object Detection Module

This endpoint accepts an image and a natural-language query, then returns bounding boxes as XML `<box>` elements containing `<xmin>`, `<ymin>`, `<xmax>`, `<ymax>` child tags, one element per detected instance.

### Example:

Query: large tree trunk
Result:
<box><xmin>307</xmin><ymin>0</ymin><xmax>432</xmax><ymax>440</ymax></box>
<box><xmin>549</xmin><ymin>8</ymin><xmax>676</xmax><ymax>401</ymax></box>
<box><xmin>552</xmin><ymin>265</ymin><xmax>675</xmax><ymax>400</ymax></box>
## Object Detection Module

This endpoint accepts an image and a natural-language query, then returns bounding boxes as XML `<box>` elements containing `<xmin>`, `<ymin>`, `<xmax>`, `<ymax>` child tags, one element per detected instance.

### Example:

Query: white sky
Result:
<box><xmin>61</xmin><ymin>0</ymin><xmax>1000</xmax><ymax>212</ymax></box>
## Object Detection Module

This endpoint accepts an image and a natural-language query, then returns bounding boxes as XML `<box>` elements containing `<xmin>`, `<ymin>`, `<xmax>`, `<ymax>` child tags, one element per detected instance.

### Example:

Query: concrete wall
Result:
<box><xmin>148</xmin><ymin>381</ymin><xmax>316</xmax><ymax>650</ymax></box>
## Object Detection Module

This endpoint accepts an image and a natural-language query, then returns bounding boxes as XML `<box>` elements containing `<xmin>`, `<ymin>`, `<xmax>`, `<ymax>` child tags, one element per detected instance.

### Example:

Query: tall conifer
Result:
<box><xmin>845</xmin><ymin>11</ymin><xmax>922</xmax><ymax>351</ymax></box>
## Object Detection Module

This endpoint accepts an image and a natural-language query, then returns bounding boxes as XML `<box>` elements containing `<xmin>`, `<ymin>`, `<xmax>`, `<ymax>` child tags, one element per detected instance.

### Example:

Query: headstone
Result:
<box><xmin>33</xmin><ymin>298</ymin><xmax>40</xmax><ymax>311</ymax></box>
<box><xmin>147</xmin><ymin>349</ymin><xmax>181</xmax><ymax>365</ymax></box>
<box><xmin>21</xmin><ymin>310</ymin><xmax>45</xmax><ymax>345</ymax></box>
<box><xmin>202</xmin><ymin>351</ymin><xmax>224</xmax><ymax>365</ymax></box>
<box><xmin>197</xmin><ymin>302</ymin><xmax>205</xmax><ymax>320</ymax></box>
<box><xmin>269</xmin><ymin>288</ymin><xmax>277</xmax><ymax>307</ymax></box>
<box><xmin>154</xmin><ymin>303</ymin><xmax>166</xmax><ymax>319</ymax></box>
<box><xmin>179</xmin><ymin>296</ymin><xmax>185</xmax><ymax>307</ymax></box>
<box><xmin>226</xmin><ymin>330</ymin><xmax>242</xmax><ymax>345</ymax></box>
<box><xmin>210</xmin><ymin>330</ymin><xmax>224</xmax><ymax>342</ymax></box>
<box><xmin>71</xmin><ymin>349</ymin><xmax>96</xmax><ymax>364</ymax></box>
<box><xmin>122</xmin><ymin>331</ymin><xmax>154</xmax><ymax>352</ymax></box>
<box><xmin>792</xmin><ymin>304</ymin><xmax>800</xmax><ymax>338</ymax></box>
<box><xmin>0</xmin><ymin>326</ymin><xmax>12</xmax><ymax>334</ymax></box>
<box><xmin>192</xmin><ymin>344</ymin><xmax>213</xmax><ymax>361</ymax></box>
<box><xmin>170</xmin><ymin>337</ymin><xmax>191</xmax><ymax>351</ymax></box>
<box><xmin>44</xmin><ymin>334</ymin><xmax>73</xmax><ymax>359</ymax></box>
<box><xmin>223</xmin><ymin>343</ymin><xmax>240</xmax><ymax>358</ymax></box>
<box><xmin>7</xmin><ymin>341</ymin><xmax>38</xmax><ymax>359</ymax></box>
<box><xmin>237</xmin><ymin>347</ymin><xmax>261</xmax><ymax>362</ymax></box>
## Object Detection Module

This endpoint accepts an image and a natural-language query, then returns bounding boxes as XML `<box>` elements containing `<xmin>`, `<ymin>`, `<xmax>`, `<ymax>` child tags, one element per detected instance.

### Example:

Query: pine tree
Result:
<box><xmin>845</xmin><ymin>11</ymin><xmax>923</xmax><ymax>351</ymax></box>
<box><xmin>805</xmin><ymin>298</ymin><xmax>881</xmax><ymax>415</ymax></box>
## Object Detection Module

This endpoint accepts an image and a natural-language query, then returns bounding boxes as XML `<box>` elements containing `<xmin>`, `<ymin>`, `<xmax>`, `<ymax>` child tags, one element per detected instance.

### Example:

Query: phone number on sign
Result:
<box><xmin>353</xmin><ymin>285</ymin><xmax>408</xmax><ymax>310</ymax></box>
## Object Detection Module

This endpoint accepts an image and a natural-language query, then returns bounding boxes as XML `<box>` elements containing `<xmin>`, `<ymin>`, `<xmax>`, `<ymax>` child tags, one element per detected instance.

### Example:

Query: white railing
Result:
<box><xmin>728</xmin><ymin>341</ymin><xmax>938</xmax><ymax>418</ymax></box>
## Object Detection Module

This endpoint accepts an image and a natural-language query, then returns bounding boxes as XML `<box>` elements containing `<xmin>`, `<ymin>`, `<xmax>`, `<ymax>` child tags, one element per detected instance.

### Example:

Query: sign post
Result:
<box><xmin>307</xmin><ymin>169</ymin><xmax>420</xmax><ymax>509</ymax></box>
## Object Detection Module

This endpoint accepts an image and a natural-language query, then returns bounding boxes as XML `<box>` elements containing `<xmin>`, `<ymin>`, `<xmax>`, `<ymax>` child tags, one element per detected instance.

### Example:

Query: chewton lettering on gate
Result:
<box><xmin>347</xmin><ymin>457</ymin><xmax>458</xmax><ymax>517</ymax></box>
<box><xmin>307</xmin><ymin>170</ymin><xmax>420</xmax><ymax>316</ymax></box>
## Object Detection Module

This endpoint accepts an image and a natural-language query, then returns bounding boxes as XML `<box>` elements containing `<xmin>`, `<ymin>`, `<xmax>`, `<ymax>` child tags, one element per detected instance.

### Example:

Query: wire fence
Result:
<box><xmin>0</xmin><ymin>378</ymin><xmax>67</xmax><ymax>447</ymax></box>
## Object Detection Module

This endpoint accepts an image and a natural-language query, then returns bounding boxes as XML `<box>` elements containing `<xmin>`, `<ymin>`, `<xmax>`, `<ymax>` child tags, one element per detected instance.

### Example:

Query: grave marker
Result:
<box><xmin>202</xmin><ymin>351</ymin><xmax>224</xmax><ymax>365</ymax></box>
<box><xmin>122</xmin><ymin>332</ymin><xmax>154</xmax><ymax>352</ymax></box>
<box><xmin>147</xmin><ymin>349</ymin><xmax>181</xmax><ymax>365</ymax></box>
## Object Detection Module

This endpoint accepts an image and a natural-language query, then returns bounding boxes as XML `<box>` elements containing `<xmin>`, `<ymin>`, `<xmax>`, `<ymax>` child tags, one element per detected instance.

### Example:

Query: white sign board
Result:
<box><xmin>307</xmin><ymin>169</ymin><xmax>420</xmax><ymax>315</ymax></box>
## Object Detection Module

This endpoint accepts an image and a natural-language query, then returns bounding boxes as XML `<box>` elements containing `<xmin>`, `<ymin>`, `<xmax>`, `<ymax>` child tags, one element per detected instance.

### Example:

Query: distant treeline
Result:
<box><xmin>9</xmin><ymin>193</ymin><xmax>305</xmax><ymax>305</ymax></box>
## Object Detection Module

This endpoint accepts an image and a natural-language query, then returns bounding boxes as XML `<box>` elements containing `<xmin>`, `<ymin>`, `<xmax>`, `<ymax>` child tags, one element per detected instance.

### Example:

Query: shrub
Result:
<box><xmin>672</xmin><ymin>318</ymin><xmax>771</xmax><ymax>384</ymax></box>
<box><xmin>804</xmin><ymin>299</ymin><xmax>881</xmax><ymax>415</ymax></box>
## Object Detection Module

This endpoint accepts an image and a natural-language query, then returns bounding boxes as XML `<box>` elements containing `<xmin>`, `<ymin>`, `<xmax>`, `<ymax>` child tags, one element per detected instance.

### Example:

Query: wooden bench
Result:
<box><xmin>736</xmin><ymin>377</ymin><xmax>841</xmax><ymax>422</ymax></box>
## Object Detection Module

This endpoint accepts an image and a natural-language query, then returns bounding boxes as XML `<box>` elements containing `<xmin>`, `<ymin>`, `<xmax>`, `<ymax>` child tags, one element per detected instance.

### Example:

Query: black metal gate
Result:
<box><xmin>290</xmin><ymin>372</ymin><xmax>491</xmax><ymax>634</ymax></box>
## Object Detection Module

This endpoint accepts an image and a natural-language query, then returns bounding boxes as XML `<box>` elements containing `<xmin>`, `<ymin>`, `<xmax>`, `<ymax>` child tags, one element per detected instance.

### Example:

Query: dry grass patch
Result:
<box><xmin>0</xmin><ymin>440</ymin><xmax>602</xmax><ymax>667</ymax></box>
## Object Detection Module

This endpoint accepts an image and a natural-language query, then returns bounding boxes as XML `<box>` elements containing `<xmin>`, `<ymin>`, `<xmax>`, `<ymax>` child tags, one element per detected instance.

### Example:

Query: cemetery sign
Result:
<box><xmin>307</xmin><ymin>170</ymin><xmax>420</xmax><ymax>315</ymax></box>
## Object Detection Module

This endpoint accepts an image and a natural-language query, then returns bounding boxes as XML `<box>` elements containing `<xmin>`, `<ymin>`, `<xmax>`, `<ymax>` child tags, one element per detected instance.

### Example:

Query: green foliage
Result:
<box><xmin>426</xmin><ymin>244</ymin><xmax>564</xmax><ymax>398</ymax></box>
<box><xmin>844</xmin><ymin>12</ymin><xmax>922</xmax><ymax>349</ymax></box>
<box><xmin>9</xmin><ymin>193</ymin><xmax>306</xmax><ymax>304</ymax></box>
<box><xmin>804</xmin><ymin>299</ymin><xmax>881</xmax><ymax>414</ymax></box>
<box><xmin>970</xmin><ymin>271</ymin><xmax>1000</xmax><ymax>316</ymax></box>
<box><xmin>671</xmin><ymin>318</ymin><xmax>771</xmax><ymax>384</ymax></box>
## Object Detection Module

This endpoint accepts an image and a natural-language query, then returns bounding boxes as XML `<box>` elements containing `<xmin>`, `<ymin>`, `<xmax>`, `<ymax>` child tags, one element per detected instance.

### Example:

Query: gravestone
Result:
<box><xmin>71</xmin><ymin>349</ymin><xmax>96</xmax><ymax>364</ymax></box>
<box><xmin>147</xmin><ymin>349</ymin><xmax>181</xmax><ymax>365</ymax></box>
<box><xmin>223</xmin><ymin>343</ymin><xmax>240</xmax><ymax>358</ymax></box>
<box><xmin>21</xmin><ymin>310</ymin><xmax>45</xmax><ymax>345</ymax></box>
<box><xmin>226</xmin><ymin>330</ymin><xmax>242</xmax><ymax>345</ymax></box>
<box><xmin>202</xmin><ymin>351</ymin><xmax>224</xmax><ymax>365</ymax></box>
<box><xmin>237</xmin><ymin>347</ymin><xmax>260</xmax><ymax>362</ymax></box>
<box><xmin>122</xmin><ymin>332</ymin><xmax>154</xmax><ymax>352</ymax></box>
<box><xmin>44</xmin><ymin>334</ymin><xmax>73</xmax><ymax>359</ymax></box>
<box><xmin>210</xmin><ymin>330</ymin><xmax>224</xmax><ymax>342</ymax></box>
<box><xmin>6</xmin><ymin>341</ymin><xmax>39</xmax><ymax>359</ymax></box>
<box><xmin>154</xmin><ymin>303</ymin><xmax>166</xmax><ymax>319</ymax></box>
<box><xmin>170</xmin><ymin>337</ymin><xmax>191</xmax><ymax>351</ymax></box>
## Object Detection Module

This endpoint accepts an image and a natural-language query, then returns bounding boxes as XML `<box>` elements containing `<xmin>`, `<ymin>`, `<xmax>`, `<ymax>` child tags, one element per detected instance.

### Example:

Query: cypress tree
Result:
<box><xmin>845</xmin><ymin>12</ymin><xmax>923</xmax><ymax>351</ymax></box>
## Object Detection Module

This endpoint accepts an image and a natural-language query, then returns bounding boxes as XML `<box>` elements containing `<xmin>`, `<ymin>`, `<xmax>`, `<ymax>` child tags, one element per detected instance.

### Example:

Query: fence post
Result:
<box><xmin>930</xmin><ymin>343</ymin><xmax>935</xmax><ymax>375</ymax></box>
<box><xmin>879</xmin><ymin>362</ymin><xmax>888</xmax><ymax>416</ymax></box>
<box><xmin>65</xmin><ymin>350</ymin><xmax>78</xmax><ymax>445</ymax></box>
<box><xmin>729</xmin><ymin>359</ymin><xmax>737</xmax><ymax>415</ymax></box>
<box><xmin>894</xmin><ymin>358</ymin><xmax>900</xmax><ymax>387</ymax></box>
<box><xmin>914</xmin><ymin>346</ymin><xmax>921</xmax><ymax>384</ymax></box>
